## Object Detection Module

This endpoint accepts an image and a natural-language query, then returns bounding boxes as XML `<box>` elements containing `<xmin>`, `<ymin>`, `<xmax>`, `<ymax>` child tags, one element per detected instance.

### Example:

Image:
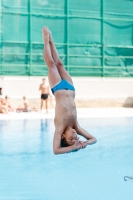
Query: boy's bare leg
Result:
<box><xmin>42</xmin><ymin>27</ymin><xmax>61</xmax><ymax>88</ymax></box>
<box><xmin>49</xmin><ymin>30</ymin><xmax>73</xmax><ymax>85</ymax></box>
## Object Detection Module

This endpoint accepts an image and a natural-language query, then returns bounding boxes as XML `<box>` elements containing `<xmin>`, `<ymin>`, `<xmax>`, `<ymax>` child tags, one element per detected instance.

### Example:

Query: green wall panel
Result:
<box><xmin>0</xmin><ymin>0</ymin><xmax>133</xmax><ymax>77</ymax></box>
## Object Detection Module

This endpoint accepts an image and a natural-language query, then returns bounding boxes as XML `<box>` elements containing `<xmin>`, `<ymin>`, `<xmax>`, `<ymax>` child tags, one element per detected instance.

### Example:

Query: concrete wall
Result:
<box><xmin>0</xmin><ymin>76</ymin><xmax>133</xmax><ymax>108</ymax></box>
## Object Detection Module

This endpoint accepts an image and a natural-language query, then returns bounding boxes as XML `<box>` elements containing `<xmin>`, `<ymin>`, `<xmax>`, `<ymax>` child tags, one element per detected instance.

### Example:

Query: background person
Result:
<box><xmin>0</xmin><ymin>97</ymin><xmax>8</xmax><ymax>114</ymax></box>
<box><xmin>17</xmin><ymin>96</ymin><xmax>30</xmax><ymax>112</ymax></box>
<box><xmin>39</xmin><ymin>78</ymin><xmax>53</xmax><ymax>113</ymax></box>
<box><xmin>5</xmin><ymin>95</ymin><xmax>15</xmax><ymax>112</ymax></box>
<box><xmin>0</xmin><ymin>88</ymin><xmax>2</xmax><ymax>95</ymax></box>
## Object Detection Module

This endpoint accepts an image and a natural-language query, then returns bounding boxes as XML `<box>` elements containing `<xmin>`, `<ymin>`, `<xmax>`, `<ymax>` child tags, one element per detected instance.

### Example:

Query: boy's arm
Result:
<box><xmin>76</xmin><ymin>124</ymin><xmax>97</xmax><ymax>145</ymax></box>
<box><xmin>53</xmin><ymin>130</ymin><xmax>82</xmax><ymax>155</ymax></box>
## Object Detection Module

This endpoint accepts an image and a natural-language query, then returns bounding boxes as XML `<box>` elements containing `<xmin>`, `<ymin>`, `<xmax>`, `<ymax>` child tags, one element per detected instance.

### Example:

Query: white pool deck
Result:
<box><xmin>0</xmin><ymin>108</ymin><xmax>133</xmax><ymax>120</ymax></box>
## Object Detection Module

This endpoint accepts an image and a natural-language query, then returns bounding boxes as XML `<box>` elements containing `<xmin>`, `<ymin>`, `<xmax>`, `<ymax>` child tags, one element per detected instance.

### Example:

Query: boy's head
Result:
<box><xmin>61</xmin><ymin>127</ymin><xmax>78</xmax><ymax>147</ymax></box>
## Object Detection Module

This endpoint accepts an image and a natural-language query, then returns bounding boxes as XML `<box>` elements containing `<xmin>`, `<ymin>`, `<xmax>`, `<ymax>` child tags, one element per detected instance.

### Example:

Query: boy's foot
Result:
<box><xmin>42</xmin><ymin>26</ymin><xmax>49</xmax><ymax>41</ymax></box>
<box><xmin>49</xmin><ymin>30</ymin><xmax>53</xmax><ymax>43</ymax></box>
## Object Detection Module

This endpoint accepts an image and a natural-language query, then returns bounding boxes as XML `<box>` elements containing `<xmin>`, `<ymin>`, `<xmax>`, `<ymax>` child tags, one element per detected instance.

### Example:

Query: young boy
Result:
<box><xmin>42</xmin><ymin>26</ymin><xmax>97</xmax><ymax>154</ymax></box>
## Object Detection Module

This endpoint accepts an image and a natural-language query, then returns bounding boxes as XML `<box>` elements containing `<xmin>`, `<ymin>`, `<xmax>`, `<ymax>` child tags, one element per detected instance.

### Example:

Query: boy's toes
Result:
<box><xmin>42</xmin><ymin>26</ymin><xmax>49</xmax><ymax>36</ymax></box>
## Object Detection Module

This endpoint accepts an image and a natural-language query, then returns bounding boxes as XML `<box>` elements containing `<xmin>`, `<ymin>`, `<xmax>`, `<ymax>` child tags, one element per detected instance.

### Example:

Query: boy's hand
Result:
<box><xmin>82</xmin><ymin>140</ymin><xmax>97</xmax><ymax>146</ymax></box>
<box><xmin>72</xmin><ymin>140</ymin><xmax>88</xmax><ymax>151</ymax></box>
<box><xmin>72</xmin><ymin>140</ymin><xmax>83</xmax><ymax>151</ymax></box>
<box><xmin>79</xmin><ymin>141</ymin><xmax>88</xmax><ymax>148</ymax></box>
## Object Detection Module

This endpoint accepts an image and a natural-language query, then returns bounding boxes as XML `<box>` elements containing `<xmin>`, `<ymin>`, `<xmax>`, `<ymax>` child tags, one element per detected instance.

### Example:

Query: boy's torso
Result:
<box><xmin>54</xmin><ymin>90</ymin><xmax>77</xmax><ymax>130</ymax></box>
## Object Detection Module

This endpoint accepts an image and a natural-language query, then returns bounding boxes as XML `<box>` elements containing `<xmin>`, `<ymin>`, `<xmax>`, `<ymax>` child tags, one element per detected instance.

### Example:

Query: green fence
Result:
<box><xmin>0</xmin><ymin>0</ymin><xmax>133</xmax><ymax>77</ymax></box>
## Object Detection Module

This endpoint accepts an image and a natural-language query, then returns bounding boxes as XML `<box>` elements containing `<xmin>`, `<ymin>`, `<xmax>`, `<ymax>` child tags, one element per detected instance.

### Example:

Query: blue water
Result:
<box><xmin>0</xmin><ymin>118</ymin><xmax>133</xmax><ymax>200</ymax></box>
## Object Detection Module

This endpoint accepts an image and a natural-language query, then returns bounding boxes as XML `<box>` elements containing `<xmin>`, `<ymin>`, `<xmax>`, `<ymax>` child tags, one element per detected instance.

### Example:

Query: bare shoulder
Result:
<box><xmin>74</xmin><ymin>120</ymin><xmax>85</xmax><ymax>134</ymax></box>
<box><xmin>73</xmin><ymin>120</ymin><xmax>79</xmax><ymax>129</ymax></box>
<box><xmin>55</xmin><ymin>126</ymin><xmax>65</xmax><ymax>136</ymax></box>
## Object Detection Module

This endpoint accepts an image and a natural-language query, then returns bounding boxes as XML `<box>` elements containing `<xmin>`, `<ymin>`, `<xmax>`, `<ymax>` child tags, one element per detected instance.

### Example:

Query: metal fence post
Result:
<box><xmin>29</xmin><ymin>0</ymin><xmax>32</xmax><ymax>76</ymax></box>
<box><xmin>101</xmin><ymin>0</ymin><xmax>104</xmax><ymax>77</ymax></box>
<box><xmin>66</xmin><ymin>0</ymin><xmax>69</xmax><ymax>73</ymax></box>
<box><xmin>0</xmin><ymin>0</ymin><xmax>2</xmax><ymax>75</ymax></box>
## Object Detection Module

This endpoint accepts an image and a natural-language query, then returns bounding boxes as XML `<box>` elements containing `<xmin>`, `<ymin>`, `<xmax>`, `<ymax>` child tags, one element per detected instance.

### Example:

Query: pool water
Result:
<box><xmin>0</xmin><ymin>118</ymin><xmax>133</xmax><ymax>200</ymax></box>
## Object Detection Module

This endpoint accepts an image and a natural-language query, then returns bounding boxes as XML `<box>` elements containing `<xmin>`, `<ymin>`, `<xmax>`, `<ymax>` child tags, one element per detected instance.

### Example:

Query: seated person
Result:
<box><xmin>16</xmin><ymin>96</ymin><xmax>30</xmax><ymax>112</ymax></box>
<box><xmin>0</xmin><ymin>97</ymin><xmax>8</xmax><ymax>114</ymax></box>
<box><xmin>5</xmin><ymin>95</ymin><xmax>15</xmax><ymax>112</ymax></box>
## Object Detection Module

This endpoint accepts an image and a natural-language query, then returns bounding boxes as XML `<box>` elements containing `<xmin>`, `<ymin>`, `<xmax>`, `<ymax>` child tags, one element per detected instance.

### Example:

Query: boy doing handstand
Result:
<box><xmin>42</xmin><ymin>26</ymin><xmax>97</xmax><ymax>154</ymax></box>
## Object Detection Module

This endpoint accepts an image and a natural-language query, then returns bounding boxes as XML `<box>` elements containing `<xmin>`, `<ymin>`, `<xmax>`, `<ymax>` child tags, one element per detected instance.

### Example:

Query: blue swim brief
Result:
<box><xmin>51</xmin><ymin>79</ymin><xmax>75</xmax><ymax>94</ymax></box>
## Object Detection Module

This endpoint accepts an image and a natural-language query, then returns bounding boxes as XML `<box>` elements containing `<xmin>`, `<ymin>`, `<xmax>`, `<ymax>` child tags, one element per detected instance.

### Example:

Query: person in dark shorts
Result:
<box><xmin>41</xmin><ymin>93</ymin><xmax>48</xmax><ymax>100</ymax></box>
<box><xmin>39</xmin><ymin>78</ymin><xmax>51</xmax><ymax>113</ymax></box>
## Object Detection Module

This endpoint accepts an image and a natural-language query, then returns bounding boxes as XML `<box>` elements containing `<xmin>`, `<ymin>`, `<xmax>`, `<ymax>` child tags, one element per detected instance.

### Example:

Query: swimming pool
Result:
<box><xmin>0</xmin><ymin>118</ymin><xmax>133</xmax><ymax>200</ymax></box>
